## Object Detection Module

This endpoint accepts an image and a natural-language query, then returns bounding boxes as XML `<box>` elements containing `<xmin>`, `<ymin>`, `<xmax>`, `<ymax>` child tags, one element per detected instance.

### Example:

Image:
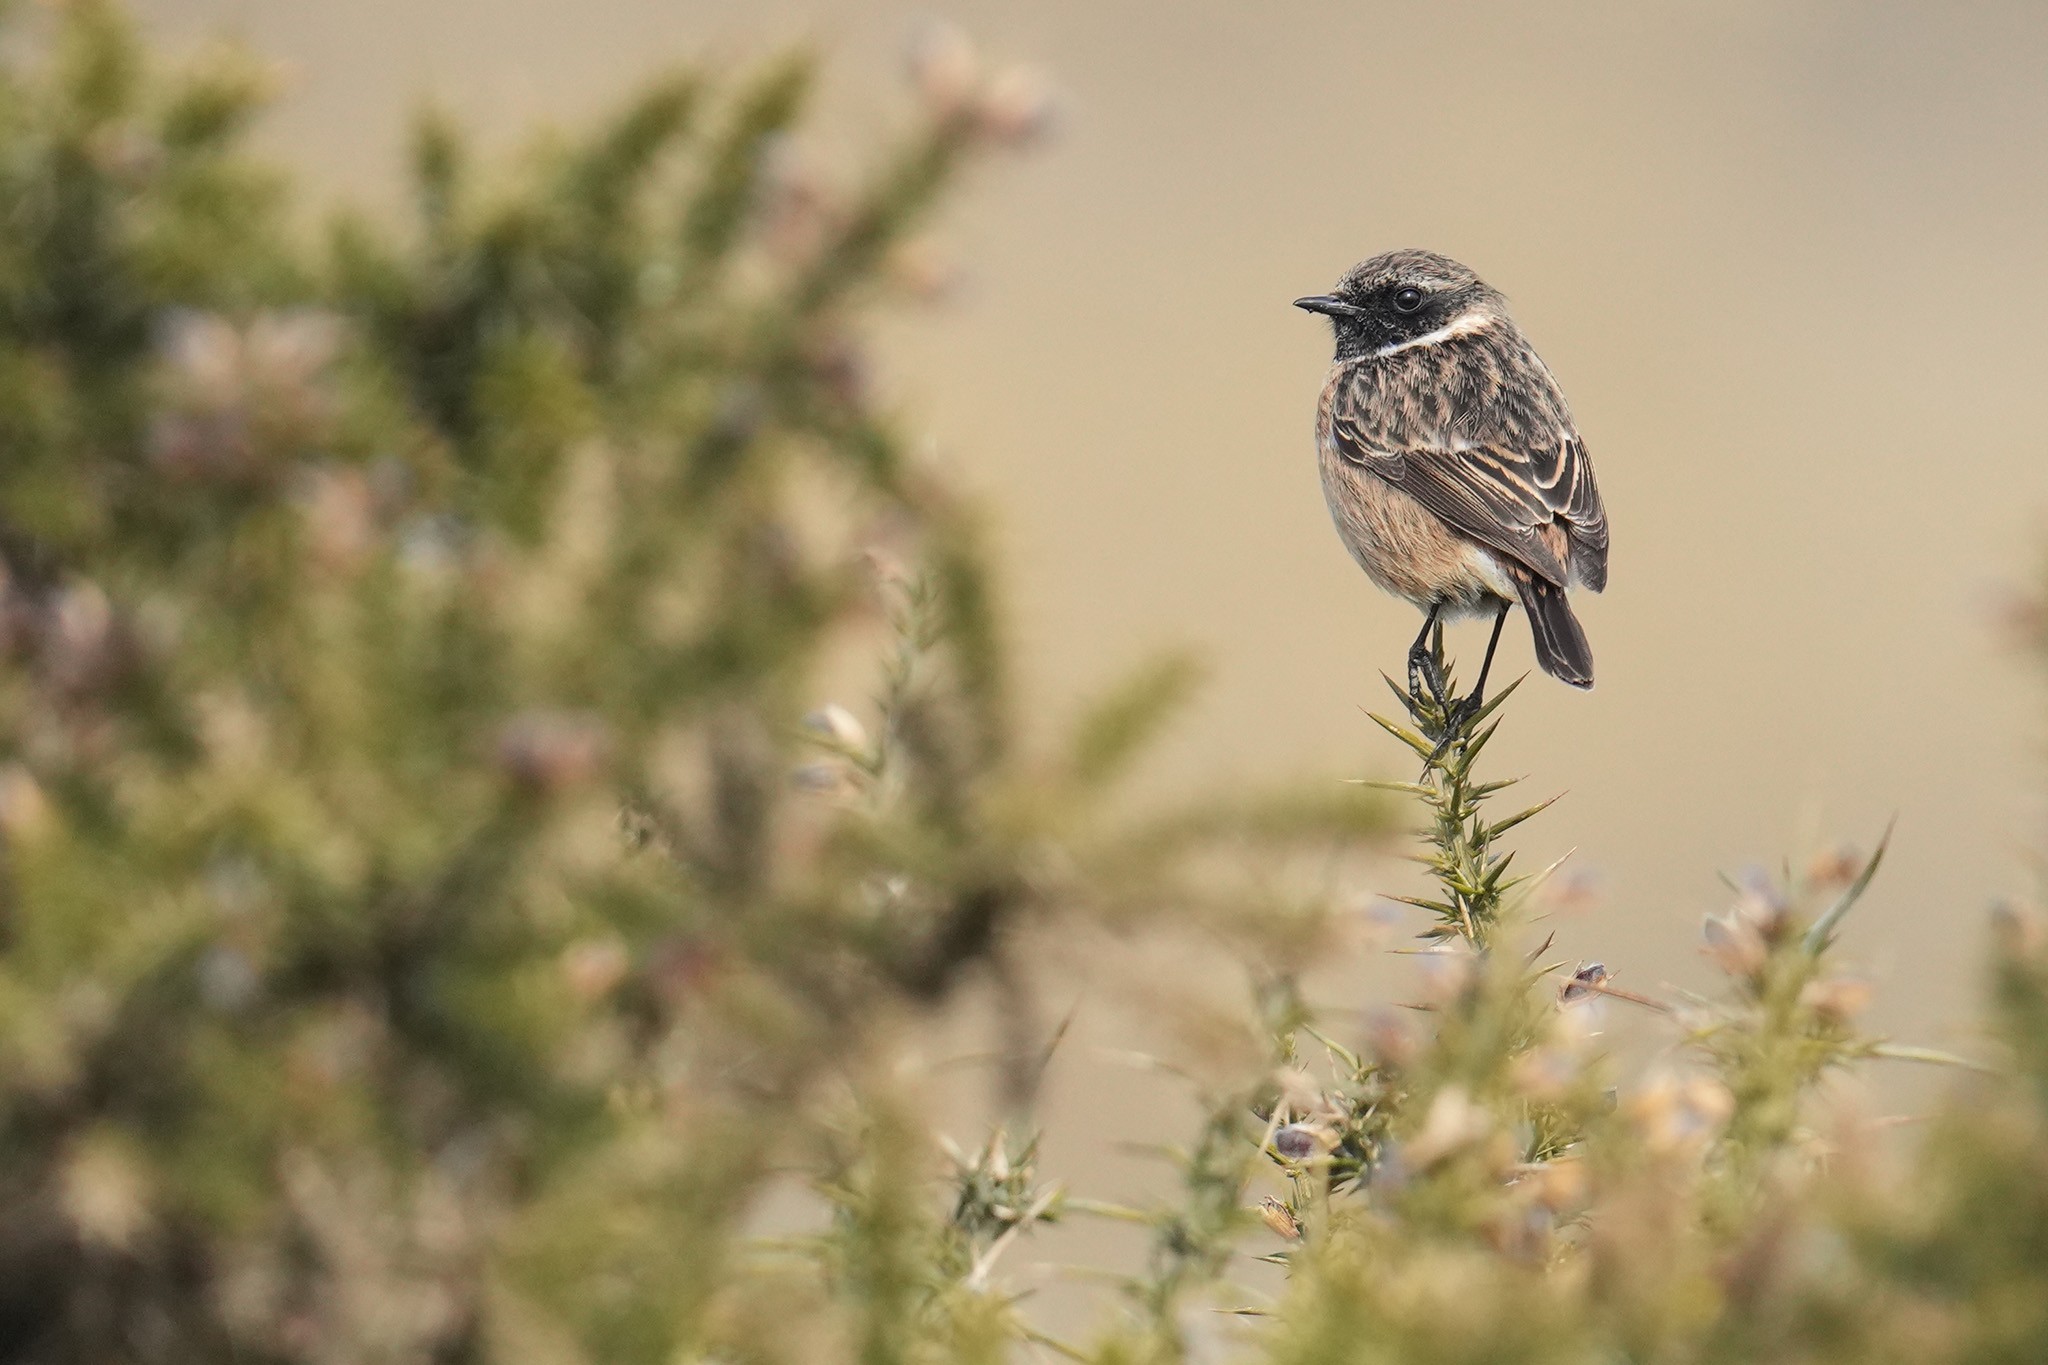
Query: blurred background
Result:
<box><xmin>127</xmin><ymin>0</ymin><xmax>2048</xmax><ymax>1313</ymax></box>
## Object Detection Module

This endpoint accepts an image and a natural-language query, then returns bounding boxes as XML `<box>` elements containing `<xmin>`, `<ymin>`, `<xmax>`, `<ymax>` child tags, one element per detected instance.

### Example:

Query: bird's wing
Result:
<box><xmin>1328</xmin><ymin>375</ymin><xmax>1607</xmax><ymax>591</ymax></box>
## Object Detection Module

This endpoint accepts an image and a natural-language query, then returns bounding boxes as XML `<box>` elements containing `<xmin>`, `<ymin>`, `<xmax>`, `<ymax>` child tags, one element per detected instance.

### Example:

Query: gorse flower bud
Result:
<box><xmin>149</xmin><ymin>310</ymin><xmax>344</xmax><ymax>482</ymax></box>
<box><xmin>1272</xmin><ymin>1123</ymin><xmax>1327</xmax><ymax>1162</ymax></box>
<box><xmin>1800</xmin><ymin>975</ymin><xmax>1873</xmax><ymax>1024</ymax></box>
<box><xmin>803</xmin><ymin>703</ymin><xmax>869</xmax><ymax>752</ymax></box>
<box><xmin>973</xmin><ymin>66</ymin><xmax>1058</xmax><ymax>147</ymax></box>
<box><xmin>1702</xmin><ymin>911</ymin><xmax>1768</xmax><ymax>979</ymax></box>
<box><xmin>907</xmin><ymin>20</ymin><xmax>979</xmax><ymax>116</ymax></box>
<box><xmin>1804</xmin><ymin>842</ymin><xmax>1867</xmax><ymax>892</ymax></box>
<box><xmin>1561</xmin><ymin>960</ymin><xmax>1610</xmax><ymax>1003</ymax></box>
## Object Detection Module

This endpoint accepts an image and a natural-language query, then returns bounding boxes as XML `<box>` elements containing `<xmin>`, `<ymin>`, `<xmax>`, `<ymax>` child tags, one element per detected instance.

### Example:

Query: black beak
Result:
<box><xmin>1293</xmin><ymin>294</ymin><xmax>1360</xmax><ymax>318</ymax></box>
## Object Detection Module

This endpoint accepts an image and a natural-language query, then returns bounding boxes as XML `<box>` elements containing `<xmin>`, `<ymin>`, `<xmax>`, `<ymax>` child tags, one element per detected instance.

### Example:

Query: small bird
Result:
<box><xmin>1295</xmin><ymin>250</ymin><xmax>1607</xmax><ymax>713</ymax></box>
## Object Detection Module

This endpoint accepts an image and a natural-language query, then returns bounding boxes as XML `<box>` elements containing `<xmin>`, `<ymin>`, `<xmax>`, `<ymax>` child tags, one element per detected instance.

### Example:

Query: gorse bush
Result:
<box><xmin>0</xmin><ymin>6</ymin><xmax>2045</xmax><ymax>1364</ymax></box>
<box><xmin>0</xmin><ymin>4</ymin><xmax>1384</xmax><ymax>1359</ymax></box>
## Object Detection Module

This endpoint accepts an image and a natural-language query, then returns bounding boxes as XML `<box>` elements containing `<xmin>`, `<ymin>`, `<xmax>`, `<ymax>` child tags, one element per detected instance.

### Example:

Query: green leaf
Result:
<box><xmin>1367</xmin><ymin>711</ymin><xmax>1433</xmax><ymax>760</ymax></box>
<box><xmin>1804</xmin><ymin>818</ymin><xmax>1894</xmax><ymax>956</ymax></box>
<box><xmin>1864</xmin><ymin>1042</ymin><xmax>1992</xmax><ymax>1073</ymax></box>
<box><xmin>1485</xmin><ymin>792</ymin><xmax>1562</xmax><ymax>841</ymax></box>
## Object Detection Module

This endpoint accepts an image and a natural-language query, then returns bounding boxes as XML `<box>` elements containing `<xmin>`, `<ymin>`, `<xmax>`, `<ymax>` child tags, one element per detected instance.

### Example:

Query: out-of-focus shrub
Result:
<box><xmin>0</xmin><ymin>5</ymin><xmax>1386</xmax><ymax>1359</ymax></box>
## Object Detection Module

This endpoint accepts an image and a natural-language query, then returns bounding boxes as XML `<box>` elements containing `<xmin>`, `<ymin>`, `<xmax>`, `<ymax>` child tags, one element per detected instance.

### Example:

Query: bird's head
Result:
<box><xmin>1294</xmin><ymin>249</ymin><xmax>1503</xmax><ymax>361</ymax></box>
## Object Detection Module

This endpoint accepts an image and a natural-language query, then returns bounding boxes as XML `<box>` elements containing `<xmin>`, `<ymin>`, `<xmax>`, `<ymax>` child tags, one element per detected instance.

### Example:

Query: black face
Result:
<box><xmin>1294</xmin><ymin>275</ymin><xmax>1471</xmax><ymax>361</ymax></box>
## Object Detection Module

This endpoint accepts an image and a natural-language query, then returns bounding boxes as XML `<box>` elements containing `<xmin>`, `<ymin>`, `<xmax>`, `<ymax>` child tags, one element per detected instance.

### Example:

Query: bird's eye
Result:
<box><xmin>1392</xmin><ymin>286</ymin><xmax>1426</xmax><ymax>314</ymax></box>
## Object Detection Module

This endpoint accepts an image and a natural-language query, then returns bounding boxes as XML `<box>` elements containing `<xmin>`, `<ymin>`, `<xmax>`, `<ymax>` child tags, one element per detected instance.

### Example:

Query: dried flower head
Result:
<box><xmin>1702</xmin><ymin>911</ymin><xmax>1768</xmax><ymax>980</ymax></box>
<box><xmin>1256</xmin><ymin>1196</ymin><xmax>1303</xmax><ymax>1241</ymax></box>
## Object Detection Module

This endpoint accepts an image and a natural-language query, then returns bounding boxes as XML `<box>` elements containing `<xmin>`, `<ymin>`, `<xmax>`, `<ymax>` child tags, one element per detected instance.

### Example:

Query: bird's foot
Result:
<box><xmin>1406</xmin><ymin>649</ymin><xmax>1449</xmax><ymax>711</ymax></box>
<box><xmin>1420</xmin><ymin>693</ymin><xmax>1484</xmax><ymax>775</ymax></box>
<box><xmin>1444</xmin><ymin>691</ymin><xmax>1484</xmax><ymax>736</ymax></box>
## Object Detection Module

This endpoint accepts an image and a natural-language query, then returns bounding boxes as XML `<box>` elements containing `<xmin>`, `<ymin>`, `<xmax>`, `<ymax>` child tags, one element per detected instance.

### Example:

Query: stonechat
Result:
<box><xmin>1296</xmin><ymin>250</ymin><xmax>1608</xmax><ymax>707</ymax></box>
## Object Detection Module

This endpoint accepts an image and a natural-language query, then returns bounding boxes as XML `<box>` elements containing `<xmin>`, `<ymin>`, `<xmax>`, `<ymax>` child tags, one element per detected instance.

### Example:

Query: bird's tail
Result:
<box><xmin>1513</xmin><ymin>574</ymin><xmax>1594</xmax><ymax>689</ymax></box>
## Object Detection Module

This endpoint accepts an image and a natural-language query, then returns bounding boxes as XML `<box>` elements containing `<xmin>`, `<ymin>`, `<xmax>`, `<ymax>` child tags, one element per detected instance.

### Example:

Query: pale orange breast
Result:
<box><xmin>1317</xmin><ymin>442</ymin><xmax>1511</xmax><ymax>615</ymax></box>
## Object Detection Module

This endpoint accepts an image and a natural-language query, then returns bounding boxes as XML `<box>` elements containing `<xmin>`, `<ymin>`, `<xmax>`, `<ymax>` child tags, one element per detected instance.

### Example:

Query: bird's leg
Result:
<box><xmin>1423</xmin><ymin>600</ymin><xmax>1510</xmax><ymax>773</ymax></box>
<box><xmin>1441</xmin><ymin>600</ymin><xmax>1510</xmax><ymax>738</ymax></box>
<box><xmin>1428</xmin><ymin>615</ymin><xmax>1450</xmax><ymax>705</ymax></box>
<box><xmin>1467</xmin><ymin>600</ymin><xmax>1510</xmax><ymax>712</ymax></box>
<box><xmin>1406</xmin><ymin>603</ymin><xmax>1444</xmax><ymax>706</ymax></box>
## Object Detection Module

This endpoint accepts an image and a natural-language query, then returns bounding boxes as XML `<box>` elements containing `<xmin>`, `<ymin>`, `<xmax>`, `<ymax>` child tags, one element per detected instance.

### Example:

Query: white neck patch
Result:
<box><xmin>1373</xmin><ymin>309</ymin><xmax>1497</xmax><ymax>358</ymax></box>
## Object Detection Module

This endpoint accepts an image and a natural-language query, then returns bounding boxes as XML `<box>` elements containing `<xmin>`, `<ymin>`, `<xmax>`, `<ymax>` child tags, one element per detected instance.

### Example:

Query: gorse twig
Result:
<box><xmin>1367</xmin><ymin>631</ymin><xmax>1551</xmax><ymax>948</ymax></box>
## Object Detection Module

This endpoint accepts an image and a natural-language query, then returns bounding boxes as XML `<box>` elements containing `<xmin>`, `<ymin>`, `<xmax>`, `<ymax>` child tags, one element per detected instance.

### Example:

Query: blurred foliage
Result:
<box><xmin>3</xmin><ymin>6</ymin><xmax>2048</xmax><ymax>1365</ymax></box>
<box><xmin>0</xmin><ymin>4</ymin><xmax>1390</xmax><ymax>1359</ymax></box>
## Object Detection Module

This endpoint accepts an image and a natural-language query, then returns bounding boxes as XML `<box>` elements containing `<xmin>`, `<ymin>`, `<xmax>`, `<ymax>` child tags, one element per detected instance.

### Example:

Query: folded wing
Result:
<box><xmin>1328</xmin><ymin>376</ymin><xmax>1608</xmax><ymax>592</ymax></box>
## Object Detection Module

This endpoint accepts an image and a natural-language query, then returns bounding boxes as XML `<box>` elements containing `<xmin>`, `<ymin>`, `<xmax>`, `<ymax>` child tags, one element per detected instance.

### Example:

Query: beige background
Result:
<box><xmin>131</xmin><ymin>0</ymin><xmax>2048</xmax><ymax>1321</ymax></box>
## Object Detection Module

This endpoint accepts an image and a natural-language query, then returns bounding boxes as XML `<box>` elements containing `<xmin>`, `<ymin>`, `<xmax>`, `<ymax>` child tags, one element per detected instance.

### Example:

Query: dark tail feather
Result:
<box><xmin>1513</xmin><ymin>575</ymin><xmax>1594</xmax><ymax>689</ymax></box>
